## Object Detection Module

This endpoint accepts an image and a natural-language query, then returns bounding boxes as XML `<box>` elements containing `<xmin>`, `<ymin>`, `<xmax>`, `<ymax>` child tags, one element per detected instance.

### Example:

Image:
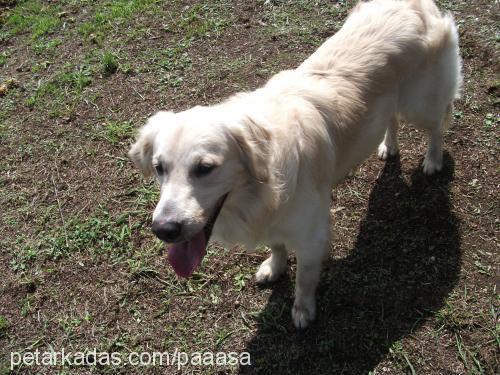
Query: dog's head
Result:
<box><xmin>128</xmin><ymin>106</ymin><xmax>270</xmax><ymax>277</ymax></box>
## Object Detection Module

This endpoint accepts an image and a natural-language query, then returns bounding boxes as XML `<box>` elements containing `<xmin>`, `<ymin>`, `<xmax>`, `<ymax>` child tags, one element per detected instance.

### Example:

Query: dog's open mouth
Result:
<box><xmin>167</xmin><ymin>193</ymin><xmax>228</xmax><ymax>278</ymax></box>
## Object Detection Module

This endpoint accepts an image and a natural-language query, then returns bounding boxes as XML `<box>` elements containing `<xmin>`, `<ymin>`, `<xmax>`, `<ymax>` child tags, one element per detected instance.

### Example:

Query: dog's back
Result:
<box><xmin>299</xmin><ymin>0</ymin><xmax>460</xmax><ymax>99</ymax></box>
<box><xmin>287</xmin><ymin>0</ymin><xmax>462</xmax><ymax>178</ymax></box>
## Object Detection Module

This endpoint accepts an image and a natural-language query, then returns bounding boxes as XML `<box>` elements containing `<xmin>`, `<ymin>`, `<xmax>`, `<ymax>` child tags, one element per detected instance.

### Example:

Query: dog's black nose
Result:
<box><xmin>152</xmin><ymin>220</ymin><xmax>182</xmax><ymax>242</ymax></box>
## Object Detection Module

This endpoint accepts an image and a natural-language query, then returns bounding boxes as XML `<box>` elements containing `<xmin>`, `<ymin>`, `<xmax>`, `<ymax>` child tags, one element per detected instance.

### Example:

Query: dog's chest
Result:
<box><xmin>211</xmin><ymin>211</ymin><xmax>261</xmax><ymax>252</ymax></box>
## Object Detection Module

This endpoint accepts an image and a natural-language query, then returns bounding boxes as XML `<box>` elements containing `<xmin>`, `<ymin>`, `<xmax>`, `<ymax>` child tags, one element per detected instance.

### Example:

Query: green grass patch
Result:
<box><xmin>103</xmin><ymin>121</ymin><xmax>135</xmax><ymax>145</ymax></box>
<box><xmin>62</xmin><ymin>66</ymin><xmax>93</xmax><ymax>91</ymax></box>
<box><xmin>125</xmin><ymin>184</ymin><xmax>159</xmax><ymax>208</ymax></box>
<box><xmin>455</xmin><ymin>333</ymin><xmax>485</xmax><ymax>374</ymax></box>
<box><xmin>11</xmin><ymin>210</ymin><xmax>136</xmax><ymax>271</ymax></box>
<box><xmin>77</xmin><ymin>21</ymin><xmax>96</xmax><ymax>37</ymax></box>
<box><xmin>101</xmin><ymin>51</ymin><xmax>119</xmax><ymax>75</ymax></box>
<box><xmin>98</xmin><ymin>0</ymin><xmax>160</xmax><ymax>23</ymax></box>
<box><xmin>0</xmin><ymin>315</ymin><xmax>9</xmax><ymax>337</ymax></box>
<box><xmin>153</xmin><ymin>40</ymin><xmax>193</xmax><ymax>87</ymax></box>
<box><xmin>389</xmin><ymin>341</ymin><xmax>417</xmax><ymax>374</ymax></box>
<box><xmin>10</xmin><ymin>237</ymin><xmax>41</xmax><ymax>272</ymax></box>
<box><xmin>174</xmin><ymin>3</ymin><xmax>233</xmax><ymax>39</ymax></box>
<box><xmin>31</xmin><ymin>15</ymin><xmax>60</xmax><ymax>39</ymax></box>
<box><xmin>78</xmin><ymin>0</ymin><xmax>160</xmax><ymax>40</ymax></box>
<box><xmin>434</xmin><ymin>294</ymin><xmax>476</xmax><ymax>332</ymax></box>
<box><xmin>5</xmin><ymin>0</ymin><xmax>61</xmax><ymax>40</ymax></box>
<box><xmin>158</xmin><ymin>41</ymin><xmax>193</xmax><ymax>71</ymax></box>
<box><xmin>32</xmin><ymin>38</ymin><xmax>63</xmax><ymax>55</ymax></box>
<box><xmin>27</xmin><ymin>65</ymin><xmax>92</xmax><ymax>110</ymax></box>
<box><xmin>0</xmin><ymin>122</ymin><xmax>7</xmax><ymax>140</ymax></box>
<box><xmin>483</xmin><ymin>113</ymin><xmax>497</xmax><ymax>130</ymax></box>
<box><xmin>259</xmin><ymin>0</ymin><xmax>348</xmax><ymax>46</ymax></box>
<box><xmin>0</xmin><ymin>52</ymin><xmax>7</xmax><ymax>66</ymax></box>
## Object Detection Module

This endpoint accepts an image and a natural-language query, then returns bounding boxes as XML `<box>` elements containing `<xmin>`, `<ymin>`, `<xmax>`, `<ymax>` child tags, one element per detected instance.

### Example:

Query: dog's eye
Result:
<box><xmin>194</xmin><ymin>163</ymin><xmax>216</xmax><ymax>177</ymax></box>
<box><xmin>154</xmin><ymin>164</ymin><xmax>164</xmax><ymax>176</ymax></box>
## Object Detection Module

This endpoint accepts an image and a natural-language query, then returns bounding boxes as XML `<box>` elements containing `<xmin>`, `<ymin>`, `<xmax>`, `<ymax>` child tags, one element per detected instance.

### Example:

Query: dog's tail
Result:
<box><xmin>411</xmin><ymin>0</ymin><xmax>463</xmax><ymax>100</ymax></box>
<box><xmin>409</xmin><ymin>0</ymin><xmax>463</xmax><ymax>133</ymax></box>
<box><xmin>444</xmin><ymin>17</ymin><xmax>463</xmax><ymax>101</ymax></box>
<box><xmin>410</xmin><ymin>0</ymin><xmax>462</xmax><ymax>131</ymax></box>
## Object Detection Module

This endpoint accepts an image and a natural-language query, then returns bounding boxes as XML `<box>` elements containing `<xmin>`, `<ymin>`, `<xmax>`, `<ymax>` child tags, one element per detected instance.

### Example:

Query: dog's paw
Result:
<box><xmin>255</xmin><ymin>258</ymin><xmax>286</xmax><ymax>284</ymax></box>
<box><xmin>377</xmin><ymin>143</ymin><xmax>399</xmax><ymax>160</ymax></box>
<box><xmin>292</xmin><ymin>299</ymin><xmax>316</xmax><ymax>329</ymax></box>
<box><xmin>422</xmin><ymin>157</ymin><xmax>442</xmax><ymax>175</ymax></box>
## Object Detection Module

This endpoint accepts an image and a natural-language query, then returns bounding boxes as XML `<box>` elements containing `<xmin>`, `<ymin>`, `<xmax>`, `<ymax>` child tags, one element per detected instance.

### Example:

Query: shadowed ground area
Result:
<box><xmin>244</xmin><ymin>154</ymin><xmax>462</xmax><ymax>374</ymax></box>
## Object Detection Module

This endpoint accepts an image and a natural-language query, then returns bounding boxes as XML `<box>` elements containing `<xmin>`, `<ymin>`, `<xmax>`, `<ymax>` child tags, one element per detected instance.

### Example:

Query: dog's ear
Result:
<box><xmin>128</xmin><ymin>111</ymin><xmax>174</xmax><ymax>178</ymax></box>
<box><xmin>228</xmin><ymin>115</ymin><xmax>271</xmax><ymax>183</ymax></box>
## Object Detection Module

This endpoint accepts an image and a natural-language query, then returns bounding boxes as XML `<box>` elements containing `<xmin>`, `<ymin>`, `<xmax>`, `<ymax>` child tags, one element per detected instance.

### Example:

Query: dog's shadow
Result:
<box><xmin>240</xmin><ymin>153</ymin><xmax>461</xmax><ymax>374</ymax></box>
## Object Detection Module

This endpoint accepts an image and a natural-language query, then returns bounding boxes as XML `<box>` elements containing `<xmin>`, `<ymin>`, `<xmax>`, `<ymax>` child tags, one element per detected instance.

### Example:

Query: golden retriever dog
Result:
<box><xmin>128</xmin><ymin>0</ymin><xmax>462</xmax><ymax>328</ymax></box>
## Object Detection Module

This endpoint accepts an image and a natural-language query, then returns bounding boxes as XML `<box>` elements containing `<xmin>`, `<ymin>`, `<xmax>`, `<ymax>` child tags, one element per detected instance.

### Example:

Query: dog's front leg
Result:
<box><xmin>255</xmin><ymin>244</ymin><xmax>288</xmax><ymax>284</ymax></box>
<box><xmin>292</xmin><ymin>237</ymin><xmax>328</xmax><ymax>329</ymax></box>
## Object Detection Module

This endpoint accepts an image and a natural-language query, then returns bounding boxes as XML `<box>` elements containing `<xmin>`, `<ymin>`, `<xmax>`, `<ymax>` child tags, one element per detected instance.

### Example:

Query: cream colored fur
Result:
<box><xmin>129</xmin><ymin>0</ymin><xmax>462</xmax><ymax>328</ymax></box>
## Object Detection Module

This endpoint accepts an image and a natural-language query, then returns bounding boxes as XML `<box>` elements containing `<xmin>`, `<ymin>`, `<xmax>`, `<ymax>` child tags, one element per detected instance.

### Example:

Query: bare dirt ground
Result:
<box><xmin>0</xmin><ymin>0</ymin><xmax>498</xmax><ymax>374</ymax></box>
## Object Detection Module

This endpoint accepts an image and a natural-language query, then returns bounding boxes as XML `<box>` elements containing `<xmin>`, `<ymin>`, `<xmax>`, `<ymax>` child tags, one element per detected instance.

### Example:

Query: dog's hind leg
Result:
<box><xmin>255</xmin><ymin>244</ymin><xmax>288</xmax><ymax>284</ymax></box>
<box><xmin>377</xmin><ymin>115</ymin><xmax>400</xmax><ymax>160</ymax></box>
<box><xmin>422</xmin><ymin>103</ymin><xmax>452</xmax><ymax>175</ymax></box>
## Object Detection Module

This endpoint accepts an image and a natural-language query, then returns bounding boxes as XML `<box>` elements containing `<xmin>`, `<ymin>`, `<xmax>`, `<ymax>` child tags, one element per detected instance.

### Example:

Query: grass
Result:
<box><xmin>0</xmin><ymin>316</ymin><xmax>9</xmax><ymax>337</ymax></box>
<box><xmin>0</xmin><ymin>0</ymin><xmax>498</xmax><ymax>374</ymax></box>
<box><xmin>25</xmin><ymin>64</ymin><xmax>92</xmax><ymax>115</ymax></box>
<box><xmin>158</xmin><ymin>42</ymin><xmax>193</xmax><ymax>72</ymax></box>
<box><xmin>10</xmin><ymin>209</ymin><xmax>136</xmax><ymax>272</ymax></box>
<box><xmin>174</xmin><ymin>3</ymin><xmax>234</xmax><ymax>39</ymax></box>
<box><xmin>5</xmin><ymin>0</ymin><xmax>61</xmax><ymax>40</ymax></box>
<box><xmin>32</xmin><ymin>38</ymin><xmax>63</xmax><ymax>55</ymax></box>
<box><xmin>483</xmin><ymin>113</ymin><xmax>497</xmax><ymax>130</ymax></box>
<box><xmin>77</xmin><ymin>0</ymin><xmax>161</xmax><ymax>39</ymax></box>
<box><xmin>455</xmin><ymin>333</ymin><xmax>486</xmax><ymax>374</ymax></box>
<box><xmin>0</xmin><ymin>53</ymin><xmax>7</xmax><ymax>67</ymax></box>
<box><xmin>102</xmin><ymin>121</ymin><xmax>136</xmax><ymax>145</ymax></box>
<box><xmin>389</xmin><ymin>341</ymin><xmax>416</xmax><ymax>375</ymax></box>
<box><xmin>101</xmin><ymin>51</ymin><xmax>119</xmax><ymax>75</ymax></box>
<box><xmin>259</xmin><ymin>0</ymin><xmax>347</xmax><ymax>46</ymax></box>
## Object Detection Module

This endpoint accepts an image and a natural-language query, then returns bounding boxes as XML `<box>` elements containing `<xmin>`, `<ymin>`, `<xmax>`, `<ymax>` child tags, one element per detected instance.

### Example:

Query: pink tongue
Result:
<box><xmin>167</xmin><ymin>231</ymin><xmax>207</xmax><ymax>278</ymax></box>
